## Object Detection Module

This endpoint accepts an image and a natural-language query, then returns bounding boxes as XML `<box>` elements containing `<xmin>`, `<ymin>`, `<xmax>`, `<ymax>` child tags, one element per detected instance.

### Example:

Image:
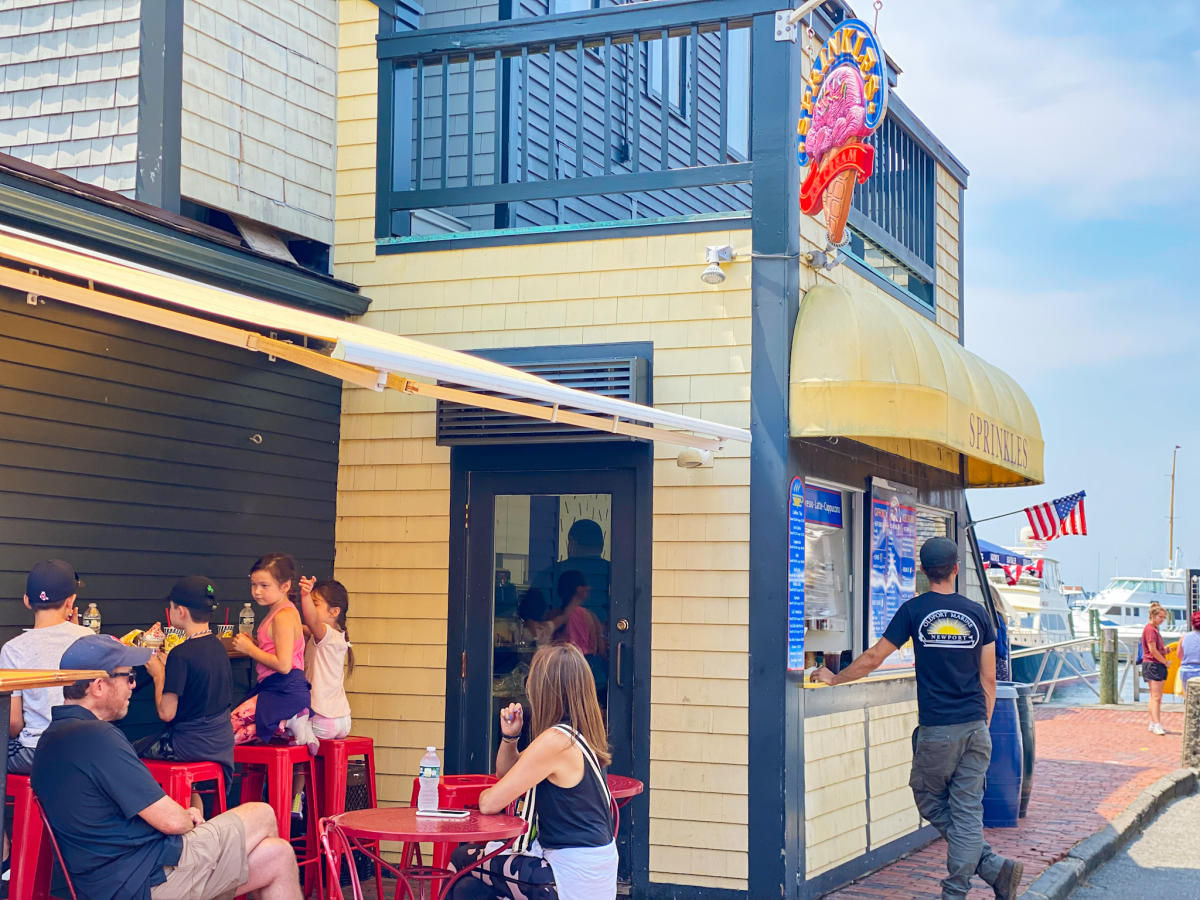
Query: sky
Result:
<box><xmin>868</xmin><ymin>0</ymin><xmax>1200</xmax><ymax>590</ymax></box>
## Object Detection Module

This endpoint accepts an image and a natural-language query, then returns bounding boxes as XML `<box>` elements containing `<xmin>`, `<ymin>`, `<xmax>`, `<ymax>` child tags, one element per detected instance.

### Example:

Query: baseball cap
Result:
<box><xmin>1191</xmin><ymin>610</ymin><xmax>1200</xmax><ymax>631</ymax></box>
<box><xmin>61</xmin><ymin>634</ymin><xmax>151</xmax><ymax>672</ymax></box>
<box><xmin>167</xmin><ymin>575</ymin><xmax>218</xmax><ymax>611</ymax></box>
<box><xmin>26</xmin><ymin>560</ymin><xmax>82</xmax><ymax>606</ymax></box>
<box><xmin>919</xmin><ymin>537</ymin><xmax>959</xmax><ymax>569</ymax></box>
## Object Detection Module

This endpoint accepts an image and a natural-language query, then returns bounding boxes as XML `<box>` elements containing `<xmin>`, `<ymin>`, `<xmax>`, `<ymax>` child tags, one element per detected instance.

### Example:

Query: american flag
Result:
<box><xmin>1024</xmin><ymin>492</ymin><xmax>1087</xmax><ymax>541</ymax></box>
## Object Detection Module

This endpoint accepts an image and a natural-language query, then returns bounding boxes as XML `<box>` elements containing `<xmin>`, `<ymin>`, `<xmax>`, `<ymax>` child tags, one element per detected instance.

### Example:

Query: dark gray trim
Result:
<box><xmin>385</xmin><ymin>162</ymin><xmax>752</xmax><ymax>210</ymax></box>
<box><xmin>643</xmin><ymin>884</ymin><xmax>747</xmax><ymax>900</ymax></box>
<box><xmin>0</xmin><ymin>172</ymin><xmax>367</xmax><ymax>316</ymax></box>
<box><xmin>841</xmin><ymin>251</ymin><xmax>936</xmax><ymax>323</ymax></box>
<box><xmin>376</xmin><ymin>211</ymin><xmax>748</xmax><ymax>253</ymax></box>
<box><xmin>445</xmin><ymin>441</ymin><xmax>654</xmax><ymax>892</ymax></box>
<box><xmin>747</xmin><ymin>12</ymin><xmax>803</xmax><ymax>900</ymax></box>
<box><xmin>957</xmin><ymin>183</ymin><xmax>966</xmax><ymax>345</ymax></box>
<box><xmin>847</xmin><ymin>207</ymin><xmax>937</xmax><ymax>285</ymax></box>
<box><xmin>796</xmin><ymin>672</ymin><xmax>917</xmax><ymax>717</ymax></box>
<box><xmin>136</xmin><ymin>0</ymin><xmax>183</xmax><ymax>212</ymax></box>
<box><xmin>377</xmin><ymin>0</ymin><xmax>781</xmax><ymax>60</ymax></box>
<box><xmin>801</xmin><ymin>824</ymin><xmax>939</xmax><ymax>898</ymax></box>
<box><xmin>468</xmin><ymin>341</ymin><xmax>653</xmax><ymax>368</ymax></box>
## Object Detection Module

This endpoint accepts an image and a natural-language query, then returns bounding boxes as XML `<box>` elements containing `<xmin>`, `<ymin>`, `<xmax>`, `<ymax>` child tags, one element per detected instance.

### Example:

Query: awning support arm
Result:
<box><xmin>0</xmin><ymin>265</ymin><xmax>725</xmax><ymax>451</ymax></box>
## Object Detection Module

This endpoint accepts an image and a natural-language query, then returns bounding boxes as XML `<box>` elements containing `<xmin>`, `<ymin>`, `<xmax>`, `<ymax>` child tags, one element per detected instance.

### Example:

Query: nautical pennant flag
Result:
<box><xmin>1024</xmin><ymin>492</ymin><xmax>1087</xmax><ymax>541</ymax></box>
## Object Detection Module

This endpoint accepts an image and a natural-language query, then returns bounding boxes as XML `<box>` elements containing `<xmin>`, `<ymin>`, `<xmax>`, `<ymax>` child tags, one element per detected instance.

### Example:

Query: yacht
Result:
<box><xmin>979</xmin><ymin>536</ymin><xmax>1091</xmax><ymax>684</ymax></box>
<box><xmin>1070</xmin><ymin>570</ymin><xmax>1188</xmax><ymax>644</ymax></box>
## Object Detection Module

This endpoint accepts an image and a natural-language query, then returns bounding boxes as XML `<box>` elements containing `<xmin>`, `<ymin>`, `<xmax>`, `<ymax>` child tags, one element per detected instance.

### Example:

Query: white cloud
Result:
<box><xmin>873</xmin><ymin>0</ymin><xmax>1200</xmax><ymax>216</ymax></box>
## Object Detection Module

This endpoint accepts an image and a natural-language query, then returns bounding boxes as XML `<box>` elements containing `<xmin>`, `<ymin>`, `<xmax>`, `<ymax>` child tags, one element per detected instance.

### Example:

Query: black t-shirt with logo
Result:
<box><xmin>163</xmin><ymin>632</ymin><xmax>233</xmax><ymax>721</ymax></box>
<box><xmin>882</xmin><ymin>591</ymin><xmax>996</xmax><ymax>726</ymax></box>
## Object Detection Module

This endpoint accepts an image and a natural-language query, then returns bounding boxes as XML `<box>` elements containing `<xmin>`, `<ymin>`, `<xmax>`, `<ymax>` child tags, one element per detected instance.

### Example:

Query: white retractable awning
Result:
<box><xmin>0</xmin><ymin>224</ymin><xmax>749</xmax><ymax>451</ymax></box>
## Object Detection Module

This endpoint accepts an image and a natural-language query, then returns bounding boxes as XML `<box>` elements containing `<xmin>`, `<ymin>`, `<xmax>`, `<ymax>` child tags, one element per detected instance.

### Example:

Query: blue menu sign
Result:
<box><xmin>804</xmin><ymin>484</ymin><xmax>843</xmax><ymax>528</ymax></box>
<box><xmin>787</xmin><ymin>477</ymin><xmax>806</xmax><ymax>670</ymax></box>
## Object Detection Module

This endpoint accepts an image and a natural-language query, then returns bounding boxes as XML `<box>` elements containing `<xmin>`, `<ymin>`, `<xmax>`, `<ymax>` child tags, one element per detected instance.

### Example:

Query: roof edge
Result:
<box><xmin>0</xmin><ymin>165</ymin><xmax>368</xmax><ymax>318</ymax></box>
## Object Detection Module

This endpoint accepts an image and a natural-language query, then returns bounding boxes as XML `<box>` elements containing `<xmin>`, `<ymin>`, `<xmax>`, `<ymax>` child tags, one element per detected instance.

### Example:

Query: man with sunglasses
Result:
<box><xmin>33</xmin><ymin>635</ymin><xmax>301</xmax><ymax>900</ymax></box>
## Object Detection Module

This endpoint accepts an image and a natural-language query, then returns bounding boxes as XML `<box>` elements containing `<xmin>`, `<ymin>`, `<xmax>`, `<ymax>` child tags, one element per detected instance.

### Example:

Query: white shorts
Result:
<box><xmin>309</xmin><ymin>713</ymin><xmax>352</xmax><ymax>740</ymax></box>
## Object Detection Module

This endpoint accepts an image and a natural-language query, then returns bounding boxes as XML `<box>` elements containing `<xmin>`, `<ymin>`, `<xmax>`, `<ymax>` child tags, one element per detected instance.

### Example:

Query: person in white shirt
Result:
<box><xmin>297</xmin><ymin>577</ymin><xmax>353</xmax><ymax>749</ymax></box>
<box><xmin>1</xmin><ymin>559</ymin><xmax>93</xmax><ymax>774</ymax></box>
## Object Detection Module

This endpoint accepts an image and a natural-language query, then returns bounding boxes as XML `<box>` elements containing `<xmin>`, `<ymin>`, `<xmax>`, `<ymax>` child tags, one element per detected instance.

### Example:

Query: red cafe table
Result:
<box><xmin>320</xmin><ymin>806</ymin><xmax>526</xmax><ymax>900</ymax></box>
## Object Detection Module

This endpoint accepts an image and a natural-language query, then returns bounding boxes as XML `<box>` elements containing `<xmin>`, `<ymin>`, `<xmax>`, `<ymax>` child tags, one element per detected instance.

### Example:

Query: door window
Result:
<box><xmin>490</xmin><ymin>493</ymin><xmax>612</xmax><ymax>756</ymax></box>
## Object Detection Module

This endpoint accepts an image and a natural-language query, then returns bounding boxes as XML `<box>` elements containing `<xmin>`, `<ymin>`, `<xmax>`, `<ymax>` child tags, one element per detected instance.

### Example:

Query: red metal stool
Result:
<box><xmin>314</xmin><ymin>738</ymin><xmax>380</xmax><ymax>898</ymax></box>
<box><xmin>313</xmin><ymin>737</ymin><xmax>376</xmax><ymax>818</ymax></box>
<box><xmin>141</xmin><ymin>760</ymin><xmax>228</xmax><ymax>813</ymax></box>
<box><xmin>235</xmin><ymin>744</ymin><xmax>322</xmax><ymax>898</ymax></box>
<box><xmin>7</xmin><ymin>774</ymin><xmax>52</xmax><ymax>900</ymax></box>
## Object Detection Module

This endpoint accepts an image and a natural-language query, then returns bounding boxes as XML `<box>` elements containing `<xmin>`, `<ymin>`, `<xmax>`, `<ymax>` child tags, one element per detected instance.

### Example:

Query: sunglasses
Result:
<box><xmin>107</xmin><ymin>671</ymin><xmax>136</xmax><ymax>686</ymax></box>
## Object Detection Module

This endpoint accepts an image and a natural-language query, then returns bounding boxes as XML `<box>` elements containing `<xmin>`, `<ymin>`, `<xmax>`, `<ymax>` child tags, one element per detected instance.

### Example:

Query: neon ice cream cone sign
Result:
<box><xmin>797</xmin><ymin>18</ymin><xmax>888</xmax><ymax>246</ymax></box>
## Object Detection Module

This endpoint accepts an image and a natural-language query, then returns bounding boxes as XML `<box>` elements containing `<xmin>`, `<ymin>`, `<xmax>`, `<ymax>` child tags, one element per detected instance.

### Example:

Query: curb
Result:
<box><xmin>1018</xmin><ymin>767</ymin><xmax>1197</xmax><ymax>899</ymax></box>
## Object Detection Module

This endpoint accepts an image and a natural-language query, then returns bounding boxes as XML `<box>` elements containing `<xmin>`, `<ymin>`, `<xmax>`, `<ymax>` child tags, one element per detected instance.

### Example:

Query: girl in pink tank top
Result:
<box><xmin>230</xmin><ymin>553</ymin><xmax>314</xmax><ymax>750</ymax></box>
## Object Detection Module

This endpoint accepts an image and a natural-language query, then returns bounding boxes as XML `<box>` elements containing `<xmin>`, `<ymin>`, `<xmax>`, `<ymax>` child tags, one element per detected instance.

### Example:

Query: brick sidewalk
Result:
<box><xmin>824</xmin><ymin>705</ymin><xmax>1186</xmax><ymax>899</ymax></box>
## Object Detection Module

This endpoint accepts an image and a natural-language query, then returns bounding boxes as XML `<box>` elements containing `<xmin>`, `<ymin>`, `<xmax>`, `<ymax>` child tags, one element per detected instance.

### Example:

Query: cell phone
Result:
<box><xmin>415</xmin><ymin>808</ymin><xmax>471</xmax><ymax>818</ymax></box>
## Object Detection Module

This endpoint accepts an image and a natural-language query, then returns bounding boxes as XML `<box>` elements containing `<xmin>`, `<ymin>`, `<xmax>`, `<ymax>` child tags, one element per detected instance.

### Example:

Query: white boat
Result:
<box><xmin>979</xmin><ymin>536</ymin><xmax>1091</xmax><ymax>684</ymax></box>
<box><xmin>1070</xmin><ymin>569</ymin><xmax>1188</xmax><ymax>644</ymax></box>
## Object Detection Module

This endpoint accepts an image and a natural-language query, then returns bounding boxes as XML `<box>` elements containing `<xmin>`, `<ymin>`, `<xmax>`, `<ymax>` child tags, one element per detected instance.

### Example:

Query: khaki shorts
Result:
<box><xmin>151</xmin><ymin>809</ymin><xmax>249</xmax><ymax>900</ymax></box>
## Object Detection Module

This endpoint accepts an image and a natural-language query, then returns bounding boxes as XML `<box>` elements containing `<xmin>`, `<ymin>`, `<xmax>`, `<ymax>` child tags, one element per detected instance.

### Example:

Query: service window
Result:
<box><xmin>803</xmin><ymin>482</ymin><xmax>858</xmax><ymax>659</ymax></box>
<box><xmin>913</xmin><ymin>504</ymin><xmax>954</xmax><ymax>595</ymax></box>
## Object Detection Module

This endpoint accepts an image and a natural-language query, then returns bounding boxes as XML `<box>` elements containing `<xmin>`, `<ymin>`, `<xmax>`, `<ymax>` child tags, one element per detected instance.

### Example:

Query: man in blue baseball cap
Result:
<box><xmin>0</xmin><ymin>560</ymin><xmax>92</xmax><ymax>775</ymax></box>
<box><xmin>32</xmin><ymin>635</ymin><xmax>301</xmax><ymax>900</ymax></box>
<box><xmin>810</xmin><ymin>538</ymin><xmax>1022</xmax><ymax>900</ymax></box>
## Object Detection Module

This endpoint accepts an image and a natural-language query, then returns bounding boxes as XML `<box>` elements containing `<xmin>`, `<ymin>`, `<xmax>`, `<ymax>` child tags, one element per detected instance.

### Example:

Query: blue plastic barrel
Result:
<box><xmin>983</xmin><ymin>683</ymin><xmax>1023</xmax><ymax>827</ymax></box>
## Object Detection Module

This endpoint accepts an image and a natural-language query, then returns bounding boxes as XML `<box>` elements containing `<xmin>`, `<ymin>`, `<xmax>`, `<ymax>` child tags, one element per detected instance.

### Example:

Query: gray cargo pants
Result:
<box><xmin>909</xmin><ymin>720</ymin><xmax>1006</xmax><ymax>899</ymax></box>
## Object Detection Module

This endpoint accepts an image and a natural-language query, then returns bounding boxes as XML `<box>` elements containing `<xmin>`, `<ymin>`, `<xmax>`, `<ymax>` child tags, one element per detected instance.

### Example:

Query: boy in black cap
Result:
<box><xmin>33</xmin><ymin>634</ymin><xmax>300</xmax><ymax>900</ymax></box>
<box><xmin>811</xmin><ymin>537</ymin><xmax>1023</xmax><ymax>900</ymax></box>
<box><xmin>140</xmin><ymin>576</ymin><xmax>235</xmax><ymax>804</ymax></box>
<box><xmin>0</xmin><ymin>560</ymin><xmax>93</xmax><ymax>774</ymax></box>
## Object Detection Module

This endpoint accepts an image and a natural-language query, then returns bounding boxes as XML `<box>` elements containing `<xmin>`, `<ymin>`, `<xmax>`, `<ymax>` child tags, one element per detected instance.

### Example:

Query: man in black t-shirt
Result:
<box><xmin>33</xmin><ymin>634</ymin><xmax>300</xmax><ymax>900</ymax></box>
<box><xmin>811</xmin><ymin>538</ymin><xmax>1023</xmax><ymax>900</ymax></box>
<box><xmin>142</xmin><ymin>576</ymin><xmax>236</xmax><ymax>801</ymax></box>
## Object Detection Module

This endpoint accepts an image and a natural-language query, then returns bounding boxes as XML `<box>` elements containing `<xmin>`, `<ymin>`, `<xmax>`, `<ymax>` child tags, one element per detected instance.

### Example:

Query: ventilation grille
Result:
<box><xmin>436</xmin><ymin>357</ymin><xmax>649</xmax><ymax>445</ymax></box>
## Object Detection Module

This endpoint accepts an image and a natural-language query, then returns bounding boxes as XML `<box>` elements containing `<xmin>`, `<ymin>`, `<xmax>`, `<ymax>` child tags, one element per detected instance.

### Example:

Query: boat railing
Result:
<box><xmin>1009</xmin><ymin>635</ymin><xmax>1149</xmax><ymax>703</ymax></box>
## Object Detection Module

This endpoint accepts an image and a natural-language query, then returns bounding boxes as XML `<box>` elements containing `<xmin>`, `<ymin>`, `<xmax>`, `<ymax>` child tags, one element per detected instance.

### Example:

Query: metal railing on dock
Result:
<box><xmin>1009</xmin><ymin>635</ymin><xmax>1145</xmax><ymax>703</ymax></box>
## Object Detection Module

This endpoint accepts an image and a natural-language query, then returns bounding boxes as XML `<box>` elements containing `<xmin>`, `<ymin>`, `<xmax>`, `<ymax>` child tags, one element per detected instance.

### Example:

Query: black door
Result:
<box><xmin>447</xmin><ymin>445</ymin><xmax>647</xmax><ymax>880</ymax></box>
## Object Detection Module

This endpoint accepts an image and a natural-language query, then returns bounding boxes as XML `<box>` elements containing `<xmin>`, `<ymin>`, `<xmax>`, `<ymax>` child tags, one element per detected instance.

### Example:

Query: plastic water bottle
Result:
<box><xmin>81</xmin><ymin>603</ymin><xmax>101</xmax><ymax>634</ymax></box>
<box><xmin>238</xmin><ymin>603</ymin><xmax>256</xmax><ymax>635</ymax></box>
<box><xmin>417</xmin><ymin>747</ymin><xmax>441</xmax><ymax>811</ymax></box>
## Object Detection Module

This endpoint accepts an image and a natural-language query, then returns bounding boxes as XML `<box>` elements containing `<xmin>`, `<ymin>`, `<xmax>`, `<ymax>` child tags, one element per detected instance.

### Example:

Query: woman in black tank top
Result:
<box><xmin>450</xmin><ymin>643</ymin><xmax>617</xmax><ymax>899</ymax></box>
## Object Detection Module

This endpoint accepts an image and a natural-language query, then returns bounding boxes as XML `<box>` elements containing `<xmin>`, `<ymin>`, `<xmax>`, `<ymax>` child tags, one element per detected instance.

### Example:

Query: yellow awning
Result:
<box><xmin>789</xmin><ymin>285</ymin><xmax>1043</xmax><ymax>487</ymax></box>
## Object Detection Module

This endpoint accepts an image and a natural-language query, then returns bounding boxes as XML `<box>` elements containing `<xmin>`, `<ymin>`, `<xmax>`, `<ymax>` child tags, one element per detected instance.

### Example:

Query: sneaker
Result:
<box><xmin>993</xmin><ymin>858</ymin><xmax>1023</xmax><ymax>900</ymax></box>
<box><xmin>1152</xmin><ymin>722</ymin><xmax>1166</xmax><ymax>735</ymax></box>
<box><xmin>1149</xmin><ymin>721</ymin><xmax>1157</xmax><ymax>732</ymax></box>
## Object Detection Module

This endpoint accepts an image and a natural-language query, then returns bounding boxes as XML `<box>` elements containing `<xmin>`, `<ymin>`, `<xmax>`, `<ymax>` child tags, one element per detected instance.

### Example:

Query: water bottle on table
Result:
<box><xmin>417</xmin><ymin>746</ymin><xmax>441</xmax><ymax>811</ymax></box>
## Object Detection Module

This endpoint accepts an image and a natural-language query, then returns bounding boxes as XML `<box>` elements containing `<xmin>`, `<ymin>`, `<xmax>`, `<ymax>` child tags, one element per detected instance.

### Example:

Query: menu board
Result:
<box><xmin>787</xmin><ymin>477</ymin><xmax>806</xmax><ymax>670</ymax></box>
<box><xmin>869</xmin><ymin>479</ymin><xmax>917</xmax><ymax>667</ymax></box>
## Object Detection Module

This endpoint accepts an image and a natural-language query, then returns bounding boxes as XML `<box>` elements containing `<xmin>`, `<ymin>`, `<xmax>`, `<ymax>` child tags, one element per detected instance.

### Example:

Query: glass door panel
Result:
<box><xmin>489</xmin><ymin>493</ymin><xmax>613</xmax><ymax>759</ymax></box>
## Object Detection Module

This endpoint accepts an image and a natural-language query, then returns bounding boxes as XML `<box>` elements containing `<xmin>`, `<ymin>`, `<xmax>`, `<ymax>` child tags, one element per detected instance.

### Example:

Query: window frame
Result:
<box><xmin>644</xmin><ymin>32</ymin><xmax>689</xmax><ymax>120</ymax></box>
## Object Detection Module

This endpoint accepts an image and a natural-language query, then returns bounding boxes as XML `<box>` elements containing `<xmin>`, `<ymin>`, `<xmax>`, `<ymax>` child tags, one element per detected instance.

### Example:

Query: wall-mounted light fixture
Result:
<box><xmin>700</xmin><ymin>245</ymin><xmax>734</xmax><ymax>285</ymax></box>
<box><xmin>676</xmin><ymin>448</ymin><xmax>713</xmax><ymax>468</ymax></box>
